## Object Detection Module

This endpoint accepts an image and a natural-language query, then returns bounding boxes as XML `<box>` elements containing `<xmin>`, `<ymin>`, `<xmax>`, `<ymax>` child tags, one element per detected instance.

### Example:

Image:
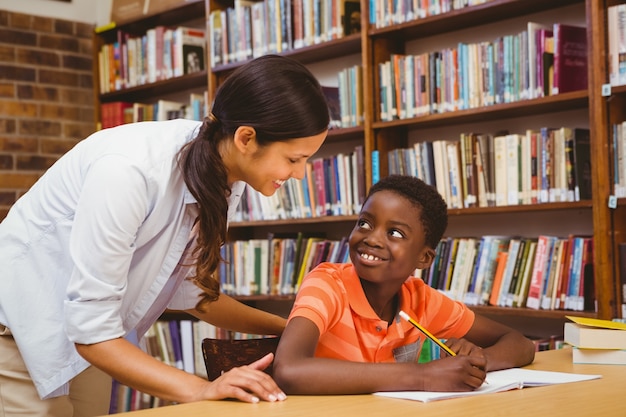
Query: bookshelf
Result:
<box><xmin>93</xmin><ymin>0</ymin><xmax>208</xmax><ymax>128</ymax></box>
<box><xmin>93</xmin><ymin>0</ymin><xmax>624</xmax><ymax>340</ymax></box>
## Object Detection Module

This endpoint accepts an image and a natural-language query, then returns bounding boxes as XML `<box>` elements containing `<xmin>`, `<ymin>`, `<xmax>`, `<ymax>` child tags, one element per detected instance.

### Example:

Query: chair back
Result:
<box><xmin>202</xmin><ymin>336</ymin><xmax>280</xmax><ymax>381</ymax></box>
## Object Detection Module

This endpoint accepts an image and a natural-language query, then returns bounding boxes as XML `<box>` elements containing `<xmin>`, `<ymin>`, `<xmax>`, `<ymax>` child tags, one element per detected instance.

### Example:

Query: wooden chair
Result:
<box><xmin>201</xmin><ymin>336</ymin><xmax>280</xmax><ymax>381</ymax></box>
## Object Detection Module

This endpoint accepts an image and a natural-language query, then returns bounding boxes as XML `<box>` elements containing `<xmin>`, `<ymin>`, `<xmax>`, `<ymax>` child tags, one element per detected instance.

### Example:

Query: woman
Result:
<box><xmin>0</xmin><ymin>55</ymin><xmax>330</xmax><ymax>416</ymax></box>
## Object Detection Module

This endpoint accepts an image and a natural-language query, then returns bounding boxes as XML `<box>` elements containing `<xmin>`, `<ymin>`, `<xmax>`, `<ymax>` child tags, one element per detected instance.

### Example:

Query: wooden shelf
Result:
<box><xmin>368</xmin><ymin>0</ymin><xmax>583</xmax><ymax>39</ymax></box>
<box><xmin>372</xmin><ymin>91</ymin><xmax>588</xmax><ymax>130</ymax></box>
<box><xmin>98</xmin><ymin>1</ymin><xmax>206</xmax><ymax>40</ymax></box>
<box><xmin>210</xmin><ymin>33</ymin><xmax>362</xmax><ymax>75</ymax></box>
<box><xmin>99</xmin><ymin>71</ymin><xmax>207</xmax><ymax>103</ymax></box>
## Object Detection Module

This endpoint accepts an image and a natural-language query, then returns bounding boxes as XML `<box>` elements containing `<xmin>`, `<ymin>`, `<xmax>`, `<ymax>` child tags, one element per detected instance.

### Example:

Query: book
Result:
<box><xmin>552</xmin><ymin>23</ymin><xmax>587</xmax><ymax>94</ymax></box>
<box><xmin>620</xmin><ymin>243</ymin><xmax>626</xmax><ymax>318</ymax></box>
<box><xmin>564</xmin><ymin>316</ymin><xmax>626</xmax><ymax>349</ymax></box>
<box><xmin>572</xmin><ymin>347</ymin><xmax>626</xmax><ymax>365</ymax></box>
<box><xmin>174</xmin><ymin>26</ymin><xmax>206</xmax><ymax>76</ymax></box>
<box><xmin>374</xmin><ymin>368</ymin><xmax>600</xmax><ymax>403</ymax></box>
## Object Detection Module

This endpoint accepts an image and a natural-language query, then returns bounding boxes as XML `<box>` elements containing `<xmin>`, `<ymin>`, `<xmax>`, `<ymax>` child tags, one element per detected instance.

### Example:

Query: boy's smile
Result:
<box><xmin>349</xmin><ymin>190</ymin><xmax>433</xmax><ymax>288</ymax></box>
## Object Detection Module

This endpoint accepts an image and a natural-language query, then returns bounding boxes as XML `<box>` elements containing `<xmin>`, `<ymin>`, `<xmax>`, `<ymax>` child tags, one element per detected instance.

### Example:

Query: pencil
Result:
<box><xmin>399</xmin><ymin>310</ymin><xmax>457</xmax><ymax>357</ymax></box>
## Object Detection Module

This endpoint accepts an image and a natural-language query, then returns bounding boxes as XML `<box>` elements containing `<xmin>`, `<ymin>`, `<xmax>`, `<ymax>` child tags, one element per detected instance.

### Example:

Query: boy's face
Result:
<box><xmin>348</xmin><ymin>190</ymin><xmax>435</xmax><ymax>286</ymax></box>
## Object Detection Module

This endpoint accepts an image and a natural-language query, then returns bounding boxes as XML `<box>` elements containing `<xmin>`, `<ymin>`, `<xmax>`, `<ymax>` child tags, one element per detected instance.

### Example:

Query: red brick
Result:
<box><xmin>0</xmin><ymin>119</ymin><xmax>17</xmax><ymax>134</ymax></box>
<box><xmin>0</xmin><ymin>154</ymin><xmax>13</xmax><ymax>169</ymax></box>
<box><xmin>17</xmin><ymin>48</ymin><xmax>60</xmax><ymax>67</ymax></box>
<box><xmin>0</xmin><ymin>29</ymin><xmax>37</xmax><ymax>46</ymax></box>
<box><xmin>19</xmin><ymin>120</ymin><xmax>62</xmax><ymax>137</ymax></box>
<box><xmin>64</xmin><ymin>122</ymin><xmax>95</xmax><ymax>139</ymax></box>
<box><xmin>16</xmin><ymin>155</ymin><xmax>57</xmax><ymax>171</ymax></box>
<box><xmin>0</xmin><ymin>136</ymin><xmax>38</xmax><ymax>153</ymax></box>
<box><xmin>77</xmin><ymin>23</ymin><xmax>95</xmax><ymax>39</ymax></box>
<box><xmin>39</xmin><ymin>34</ymin><xmax>79</xmax><ymax>53</ymax></box>
<box><xmin>0</xmin><ymin>192</ymin><xmax>16</xmax><ymax>206</ymax></box>
<box><xmin>54</xmin><ymin>20</ymin><xmax>75</xmax><ymax>36</ymax></box>
<box><xmin>0</xmin><ymin>45</ymin><xmax>15</xmax><ymax>62</ymax></box>
<box><xmin>0</xmin><ymin>65</ymin><xmax>36</xmax><ymax>82</ymax></box>
<box><xmin>0</xmin><ymin>11</ymin><xmax>9</xmax><ymax>26</ymax></box>
<box><xmin>39</xmin><ymin>69</ymin><xmax>82</xmax><ymax>87</ymax></box>
<box><xmin>0</xmin><ymin>83</ymin><xmax>15</xmax><ymax>98</ymax></box>
<box><xmin>0</xmin><ymin>172</ymin><xmax>40</xmax><ymax>188</ymax></box>
<box><xmin>17</xmin><ymin>85</ymin><xmax>59</xmax><ymax>101</ymax></box>
<box><xmin>40</xmin><ymin>138</ymin><xmax>79</xmax><ymax>155</ymax></box>
<box><xmin>0</xmin><ymin>100</ymin><xmax>38</xmax><ymax>117</ymax></box>
<box><xmin>78</xmin><ymin>73</ymin><xmax>93</xmax><ymax>89</ymax></box>
<box><xmin>31</xmin><ymin>16</ymin><xmax>54</xmax><ymax>33</ymax></box>
<box><xmin>63</xmin><ymin>54</ymin><xmax>92</xmax><ymax>71</ymax></box>
<box><xmin>40</xmin><ymin>103</ymin><xmax>81</xmax><ymax>120</ymax></box>
<box><xmin>60</xmin><ymin>88</ymin><xmax>92</xmax><ymax>106</ymax></box>
<box><xmin>9</xmin><ymin>13</ymin><xmax>34</xmax><ymax>30</ymax></box>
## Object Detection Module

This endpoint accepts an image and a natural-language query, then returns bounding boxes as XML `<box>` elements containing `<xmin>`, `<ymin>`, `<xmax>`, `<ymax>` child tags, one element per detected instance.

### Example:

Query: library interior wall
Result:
<box><xmin>0</xmin><ymin>8</ymin><xmax>97</xmax><ymax>220</ymax></box>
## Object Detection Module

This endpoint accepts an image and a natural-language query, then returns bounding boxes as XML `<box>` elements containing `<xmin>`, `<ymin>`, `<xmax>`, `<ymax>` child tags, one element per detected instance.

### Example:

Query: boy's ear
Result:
<box><xmin>233</xmin><ymin>126</ymin><xmax>257</xmax><ymax>153</ymax></box>
<box><xmin>415</xmin><ymin>247</ymin><xmax>436</xmax><ymax>270</ymax></box>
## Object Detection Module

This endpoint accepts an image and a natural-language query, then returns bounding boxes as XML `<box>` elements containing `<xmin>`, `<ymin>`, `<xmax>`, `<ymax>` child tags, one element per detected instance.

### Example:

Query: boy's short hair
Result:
<box><xmin>365</xmin><ymin>175</ymin><xmax>448</xmax><ymax>248</ymax></box>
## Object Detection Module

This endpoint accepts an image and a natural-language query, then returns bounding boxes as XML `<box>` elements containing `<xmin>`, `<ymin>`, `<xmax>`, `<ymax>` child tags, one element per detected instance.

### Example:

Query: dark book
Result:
<box><xmin>342</xmin><ymin>0</ymin><xmax>361</xmax><ymax>36</ymax></box>
<box><xmin>619</xmin><ymin>243</ymin><xmax>626</xmax><ymax>317</ymax></box>
<box><xmin>322</xmin><ymin>86</ymin><xmax>342</xmax><ymax>129</ymax></box>
<box><xmin>552</xmin><ymin>24</ymin><xmax>587</xmax><ymax>94</ymax></box>
<box><xmin>572</xmin><ymin>128</ymin><xmax>592</xmax><ymax>200</ymax></box>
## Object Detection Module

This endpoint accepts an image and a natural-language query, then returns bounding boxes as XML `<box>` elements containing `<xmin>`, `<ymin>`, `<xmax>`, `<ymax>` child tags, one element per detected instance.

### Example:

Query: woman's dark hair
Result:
<box><xmin>177</xmin><ymin>55</ymin><xmax>330</xmax><ymax>311</ymax></box>
<box><xmin>365</xmin><ymin>175</ymin><xmax>448</xmax><ymax>248</ymax></box>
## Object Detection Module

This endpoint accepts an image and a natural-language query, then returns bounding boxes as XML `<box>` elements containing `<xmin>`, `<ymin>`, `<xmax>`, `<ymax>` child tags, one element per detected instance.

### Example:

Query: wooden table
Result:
<box><xmin>106</xmin><ymin>347</ymin><xmax>625</xmax><ymax>416</ymax></box>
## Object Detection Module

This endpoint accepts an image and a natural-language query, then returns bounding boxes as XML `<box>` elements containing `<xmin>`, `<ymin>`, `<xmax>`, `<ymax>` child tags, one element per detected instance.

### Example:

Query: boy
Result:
<box><xmin>273</xmin><ymin>175</ymin><xmax>535</xmax><ymax>394</ymax></box>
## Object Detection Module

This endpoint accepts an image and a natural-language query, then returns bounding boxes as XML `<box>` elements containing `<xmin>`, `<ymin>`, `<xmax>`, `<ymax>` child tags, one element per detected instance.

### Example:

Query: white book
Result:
<box><xmin>179</xmin><ymin>319</ymin><xmax>195</xmax><ymax>375</ymax></box>
<box><xmin>375</xmin><ymin>368</ymin><xmax>600</xmax><ymax>403</ymax></box>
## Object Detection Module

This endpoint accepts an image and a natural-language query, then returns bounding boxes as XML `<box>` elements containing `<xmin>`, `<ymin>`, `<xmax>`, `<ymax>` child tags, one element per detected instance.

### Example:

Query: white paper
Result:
<box><xmin>374</xmin><ymin>368</ymin><xmax>601</xmax><ymax>403</ymax></box>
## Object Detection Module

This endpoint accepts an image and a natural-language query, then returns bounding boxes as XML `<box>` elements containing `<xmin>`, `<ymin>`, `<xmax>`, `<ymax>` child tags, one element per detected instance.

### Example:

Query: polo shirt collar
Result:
<box><xmin>343</xmin><ymin>265</ymin><xmax>416</xmax><ymax>336</ymax></box>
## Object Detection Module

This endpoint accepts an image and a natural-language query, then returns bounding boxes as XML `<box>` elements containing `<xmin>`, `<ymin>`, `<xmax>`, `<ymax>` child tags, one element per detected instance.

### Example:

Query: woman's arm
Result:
<box><xmin>273</xmin><ymin>317</ymin><xmax>487</xmax><ymax>394</ymax></box>
<box><xmin>183</xmin><ymin>293</ymin><xmax>286</xmax><ymax>335</ymax></box>
<box><xmin>76</xmin><ymin>337</ymin><xmax>285</xmax><ymax>403</ymax></box>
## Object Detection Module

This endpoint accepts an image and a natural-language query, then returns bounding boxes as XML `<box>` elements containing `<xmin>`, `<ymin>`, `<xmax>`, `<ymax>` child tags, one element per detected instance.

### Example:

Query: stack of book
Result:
<box><xmin>564</xmin><ymin>316</ymin><xmax>626</xmax><ymax>365</ymax></box>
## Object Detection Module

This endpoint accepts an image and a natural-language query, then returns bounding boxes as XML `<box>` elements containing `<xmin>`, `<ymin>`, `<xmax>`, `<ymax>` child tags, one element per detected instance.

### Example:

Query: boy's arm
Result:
<box><xmin>450</xmin><ymin>314</ymin><xmax>535</xmax><ymax>371</ymax></box>
<box><xmin>273</xmin><ymin>317</ymin><xmax>487</xmax><ymax>394</ymax></box>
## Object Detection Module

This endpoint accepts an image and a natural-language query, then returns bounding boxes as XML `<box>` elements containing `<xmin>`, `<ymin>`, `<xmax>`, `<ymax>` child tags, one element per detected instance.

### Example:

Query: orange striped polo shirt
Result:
<box><xmin>289</xmin><ymin>262</ymin><xmax>475</xmax><ymax>362</ymax></box>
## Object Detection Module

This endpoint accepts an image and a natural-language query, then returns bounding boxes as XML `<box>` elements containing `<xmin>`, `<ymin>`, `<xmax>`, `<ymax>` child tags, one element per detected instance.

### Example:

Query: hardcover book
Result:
<box><xmin>552</xmin><ymin>24</ymin><xmax>587</xmax><ymax>94</ymax></box>
<box><xmin>564</xmin><ymin>316</ymin><xmax>626</xmax><ymax>349</ymax></box>
<box><xmin>572</xmin><ymin>347</ymin><xmax>626</xmax><ymax>365</ymax></box>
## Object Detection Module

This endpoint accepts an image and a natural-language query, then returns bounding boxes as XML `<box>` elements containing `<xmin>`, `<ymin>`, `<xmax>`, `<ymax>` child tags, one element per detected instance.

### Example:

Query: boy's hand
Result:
<box><xmin>420</xmin><ymin>355</ymin><xmax>487</xmax><ymax>391</ymax></box>
<box><xmin>445</xmin><ymin>337</ymin><xmax>486</xmax><ymax>360</ymax></box>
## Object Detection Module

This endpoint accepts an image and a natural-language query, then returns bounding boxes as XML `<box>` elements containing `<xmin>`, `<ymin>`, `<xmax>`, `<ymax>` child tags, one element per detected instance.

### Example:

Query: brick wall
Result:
<box><xmin>0</xmin><ymin>10</ymin><xmax>95</xmax><ymax>220</ymax></box>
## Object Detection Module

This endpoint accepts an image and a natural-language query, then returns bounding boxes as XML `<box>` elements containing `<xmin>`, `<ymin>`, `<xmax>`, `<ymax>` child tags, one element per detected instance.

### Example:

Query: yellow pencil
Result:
<box><xmin>399</xmin><ymin>310</ymin><xmax>456</xmax><ymax>357</ymax></box>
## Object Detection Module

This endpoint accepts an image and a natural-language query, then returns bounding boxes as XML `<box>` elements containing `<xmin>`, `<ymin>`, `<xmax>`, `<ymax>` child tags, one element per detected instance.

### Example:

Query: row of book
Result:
<box><xmin>370</xmin><ymin>0</ymin><xmax>491</xmax><ymax>29</ymax></box>
<box><xmin>608</xmin><ymin>4</ymin><xmax>626</xmax><ymax>87</ymax></box>
<box><xmin>100</xmin><ymin>94</ymin><xmax>207</xmax><ymax>129</ymax></box>
<box><xmin>233</xmin><ymin>145</ymin><xmax>366</xmax><ymax>221</ymax></box>
<box><xmin>98</xmin><ymin>25</ymin><xmax>206</xmax><ymax>94</ymax></box>
<box><xmin>220</xmin><ymin>234</ymin><xmax>350</xmax><ymax>296</ymax></box>
<box><xmin>378</xmin><ymin>22</ymin><xmax>587</xmax><ymax>120</ymax></box>
<box><xmin>208</xmin><ymin>0</ymin><xmax>360</xmax><ymax>67</ymax></box>
<box><xmin>385</xmin><ymin>127</ymin><xmax>591</xmax><ymax>210</ymax></box>
<box><xmin>417</xmin><ymin>235</ymin><xmax>594</xmax><ymax>312</ymax></box>
<box><xmin>321</xmin><ymin>65</ymin><xmax>365</xmax><ymax>131</ymax></box>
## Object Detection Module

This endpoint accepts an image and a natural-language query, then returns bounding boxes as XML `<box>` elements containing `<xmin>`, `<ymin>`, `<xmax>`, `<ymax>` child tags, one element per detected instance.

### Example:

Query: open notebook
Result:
<box><xmin>374</xmin><ymin>368</ymin><xmax>601</xmax><ymax>403</ymax></box>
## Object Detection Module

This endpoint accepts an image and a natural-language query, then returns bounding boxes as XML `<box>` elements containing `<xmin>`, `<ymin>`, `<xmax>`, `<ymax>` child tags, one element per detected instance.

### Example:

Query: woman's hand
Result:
<box><xmin>201</xmin><ymin>353</ymin><xmax>287</xmax><ymax>403</ymax></box>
